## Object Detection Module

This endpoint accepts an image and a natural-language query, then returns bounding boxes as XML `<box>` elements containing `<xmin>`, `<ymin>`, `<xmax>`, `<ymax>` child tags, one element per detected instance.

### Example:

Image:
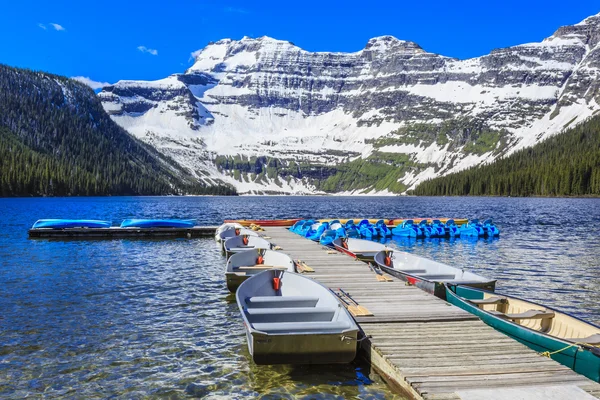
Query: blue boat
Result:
<box><xmin>345</xmin><ymin>226</ymin><xmax>360</xmax><ymax>238</ymax></box>
<box><xmin>460</xmin><ymin>219</ymin><xmax>485</xmax><ymax>237</ymax></box>
<box><xmin>306</xmin><ymin>222</ymin><xmax>329</xmax><ymax>241</ymax></box>
<box><xmin>482</xmin><ymin>219</ymin><xmax>500</xmax><ymax>237</ymax></box>
<box><xmin>296</xmin><ymin>220</ymin><xmax>316</xmax><ymax>236</ymax></box>
<box><xmin>290</xmin><ymin>220</ymin><xmax>306</xmax><ymax>234</ymax></box>
<box><xmin>319</xmin><ymin>229</ymin><xmax>338</xmax><ymax>246</ymax></box>
<box><xmin>120</xmin><ymin>219</ymin><xmax>196</xmax><ymax>228</ymax></box>
<box><xmin>444</xmin><ymin>219</ymin><xmax>461</xmax><ymax>237</ymax></box>
<box><xmin>375</xmin><ymin>220</ymin><xmax>392</xmax><ymax>237</ymax></box>
<box><xmin>344</xmin><ymin>220</ymin><xmax>356</xmax><ymax>229</ymax></box>
<box><xmin>418</xmin><ymin>220</ymin><xmax>434</xmax><ymax>238</ymax></box>
<box><xmin>430</xmin><ymin>219</ymin><xmax>446</xmax><ymax>238</ymax></box>
<box><xmin>358</xmin><ymin>220</ymin><xmax>378</xmax><ymax>239</ymax></box>
<box><xmin>391</xmin><ymin>219</ymin><xmax>423</xmax><ymax>238</ymax></box>
<box><xmin>32</xmin><ymin>219</ymin><xmax>112</xmax><ymax>229</ymax></box>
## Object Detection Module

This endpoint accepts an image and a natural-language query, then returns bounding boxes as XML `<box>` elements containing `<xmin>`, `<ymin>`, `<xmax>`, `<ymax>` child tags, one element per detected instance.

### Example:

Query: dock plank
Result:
<box><xmin>261</xmin><ymin>227</ymin><xmax>600</xmax><ymax>400</ymax></box>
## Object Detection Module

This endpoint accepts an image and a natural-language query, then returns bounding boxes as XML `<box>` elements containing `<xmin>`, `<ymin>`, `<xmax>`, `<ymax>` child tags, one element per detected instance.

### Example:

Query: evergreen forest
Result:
<box><xmin>0</xmin><ymin>64</ymin><xmax>236</xmax><ymax>196</ymax></box>
<box><xmin>412</xmin><ymin>114</ymin><xmax>600</xmax><ymax>197</ymax></box>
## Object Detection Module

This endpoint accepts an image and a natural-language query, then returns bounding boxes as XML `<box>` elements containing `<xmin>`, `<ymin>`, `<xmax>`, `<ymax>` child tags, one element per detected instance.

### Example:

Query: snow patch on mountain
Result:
<box><xmin>99</xmin><ymin>12</ymin><xmax>600</xmax><ymax>195</ymax></box>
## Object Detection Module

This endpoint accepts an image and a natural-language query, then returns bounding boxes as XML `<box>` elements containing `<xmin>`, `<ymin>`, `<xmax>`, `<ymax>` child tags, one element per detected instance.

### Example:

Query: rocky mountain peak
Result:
<box><xmin>101</xmin><ymin>12</ymin><xmax>600</xmax><ymax>195</ymax></box>
<box><xmin>188</xmin><ymin>36</ymin><xmax>300</xmax><ymax>73</ymax></box>
<box><xmin>549</xmin><ymin>12</ymin><xmax>600</xmax><ymax>47</ymax></box>
<box><xmin>364</xmin><ymin>35</ymin><xmax>425</xmax><ymax>54</ymax></box>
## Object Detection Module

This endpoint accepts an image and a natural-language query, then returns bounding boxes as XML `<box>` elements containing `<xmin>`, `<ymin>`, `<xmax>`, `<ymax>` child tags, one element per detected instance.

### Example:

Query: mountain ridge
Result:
<box><xmin>0</xmin><ymin>64</ymin><xmax>236</xmax><ymax>197</ymax></box>
<box><xmin>99</xmin><ymin>12</ymin><xmax>600</xmax><ymax>195</ymax></box>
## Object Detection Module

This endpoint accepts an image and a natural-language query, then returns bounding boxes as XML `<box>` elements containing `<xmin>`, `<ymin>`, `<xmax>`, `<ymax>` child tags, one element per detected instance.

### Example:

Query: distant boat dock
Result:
<box><xmin>261</xmin><ymin>227</ymin><xmax>600</xmax><ymax>400</ymax></box>
<box><xmin>28</xmin><ymin>226</ymin><xmax>218</xmax><ymax>238</ymax></box>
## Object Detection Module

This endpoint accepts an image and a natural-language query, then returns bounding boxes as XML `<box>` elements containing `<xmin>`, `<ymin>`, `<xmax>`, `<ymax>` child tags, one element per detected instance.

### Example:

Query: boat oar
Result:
<box><xmin>295</xmin><ymin>259</ymin><xmax>314</xmax><ymax>273</ymax></box>
<box><xmin>368</xmin><ymin>262</ymin><xmax>393</xmax><ymax>282</ymax></box>
<box><xmin>331</xmin><ymin>289</ymin><xmax>361</xmax><ymax>316</ymax></box>
<box><xmin>339</xmin><ymin>289</ymin><xmax>373</xmax><ymax>316</ymax></box>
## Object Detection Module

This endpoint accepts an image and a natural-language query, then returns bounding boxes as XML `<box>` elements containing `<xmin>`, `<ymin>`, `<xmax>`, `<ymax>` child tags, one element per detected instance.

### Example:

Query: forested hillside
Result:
<box><xmin>411</xmin><ymin>115</ymin><xmax>600</xmax><ymax>197</ymax></box>
<box><xmin>0</xmin><ymin>65</ymin><xmax>236</xmax><ymax>196</ymax></box>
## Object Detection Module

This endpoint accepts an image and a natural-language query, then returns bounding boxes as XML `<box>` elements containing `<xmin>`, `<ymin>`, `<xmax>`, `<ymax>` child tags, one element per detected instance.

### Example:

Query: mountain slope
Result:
<box><xmin>410</xmin><ymin>114</ymin><xmax>600</xmax><ymax>196</ymax></box>
<box><xmin>0</xmin><ymin>64</ymin><xmax>236</xmax><ymax>196</ymax></box>
<box><xmin>100</xmin><ymin>13</ymin><xmax>600</xmax><ymax>194</ymax></box>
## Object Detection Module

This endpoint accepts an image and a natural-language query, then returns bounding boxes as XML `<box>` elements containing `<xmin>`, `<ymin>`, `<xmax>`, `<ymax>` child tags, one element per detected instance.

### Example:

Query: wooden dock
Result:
<box><xmin>262</xmin><ymin>227</ymin><xmax>600</xmax><ymax>400</ymax></box>
<box><xmin>28</xmin><ymin>226</ymin><xmax>218</xmax><ymax>239</ymax></box>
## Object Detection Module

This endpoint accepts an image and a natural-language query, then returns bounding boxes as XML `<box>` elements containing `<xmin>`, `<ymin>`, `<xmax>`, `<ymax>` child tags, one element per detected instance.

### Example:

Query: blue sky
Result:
<box><xmin>0</xmin><ymin>0</ymin><xmax>598</xmax><ymax>87</ymax></box>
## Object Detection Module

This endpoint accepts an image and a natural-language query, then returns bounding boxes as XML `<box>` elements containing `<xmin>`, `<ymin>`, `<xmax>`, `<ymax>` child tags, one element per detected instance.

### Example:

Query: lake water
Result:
<box><xmin>1</xmin><ymin>196</ymin><xmax>599</xmax><ymax>399</ymax></box>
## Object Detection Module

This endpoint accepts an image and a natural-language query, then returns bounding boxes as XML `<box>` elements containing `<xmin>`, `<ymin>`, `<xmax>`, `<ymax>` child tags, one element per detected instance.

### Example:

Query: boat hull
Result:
<box><xmin>446</xmin><ymin>285</ymin><xmax>600</xmax><ymax>382</ymax></box>
<box><xmin>332</xmin><ymin>238</ymin><xmax>386</xmax><ymax>261</ymax></box>
<box><xmin>225</xmin><ymin>219</ymin><xmax>301</xmax><ymax>227</ymax></box>
<box><xmin>120</xmin><ymin>219</ymin><xmax>196</xmax><ymax>228</ymax></box>
<box><xmin>32</xmin><ymin>219</ymin><xmax>111</xmax><ymax>229</ymax></box>
<box><xmin>248</xmin><ymin>331</ymin><xmax>358</xmax><ymax>365</ymax></box>
<box><xmin>237</xmin><ymin>270</ymin><xmax>359</xmax><ymax>365</ymax></box>
<box><xmin>226</xmin><ymin>272</ymin><xmax>249</xmax><ymax>292</ymax></box>
<box><xmin>332</xmin><ymin>244</ymin><xmax>380</xmax><ymax>261</ymax></box>
<box><xmin>379</xmin><ymin>265</ymin><xmax>496</xmax><ymax>299</ymax></box>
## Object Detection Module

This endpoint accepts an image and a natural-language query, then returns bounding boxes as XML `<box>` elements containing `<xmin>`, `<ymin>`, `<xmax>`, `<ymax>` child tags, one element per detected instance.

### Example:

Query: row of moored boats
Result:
<box><xmin>217</xmin><ymin>220</ymin><xmax>600</xmax><ymax>382</ymax></box>
<box><xmin>215</xmin><ymin>222</ymin><xmax>360</xmax><ymax>365</ymax></box>
<box><xmin>290</xmin><ymin>218</ymin><xmax>499</xmax><ymax>246</ymax></box>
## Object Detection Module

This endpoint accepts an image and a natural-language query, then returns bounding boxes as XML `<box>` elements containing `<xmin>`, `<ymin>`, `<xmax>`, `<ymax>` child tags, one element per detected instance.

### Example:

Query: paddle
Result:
<box><xmin>368</xmin><ymin>262</ymin><xmax>393</xmax><ymax>282</ymax></box>
<box><xmin>331</xmin><ymin>290</ymin><xmax>362</xmax><ymax>316</ymax></box>
<box><xmin>295</xmin><ymin>260</ymin><xmax>315</xmax><ymax>273</ymax></box>
<box><xmin>368</xmin><ymin>263</ymin><xmax>387</xmax><ymax>282</ymax></box>
<box><xmin>338</xmin><ymin>289</ymin><xmax>373</xmax><ymax>316</ymax></box>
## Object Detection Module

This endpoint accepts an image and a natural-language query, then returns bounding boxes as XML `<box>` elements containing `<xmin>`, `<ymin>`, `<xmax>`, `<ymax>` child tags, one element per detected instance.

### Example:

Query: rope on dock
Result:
<box><xmin>539</xmin><ymin>342</ymin><xmax>599</xmax><ymax>358</ymax></box>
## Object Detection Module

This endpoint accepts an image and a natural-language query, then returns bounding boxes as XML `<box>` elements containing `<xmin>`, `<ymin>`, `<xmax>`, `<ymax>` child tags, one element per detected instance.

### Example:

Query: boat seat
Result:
<box><xmin>398</xmin><ymin>269</ymin><xmax>428</xmax><ymax>274</ymax></box>
<box><xmin>488</xmin><ymin>310</ymin><xmax>505</xmax><ymax>316</ymax></box>
<box><xmin>246</xmin><ymin>296</ymin><xmax>319</xmax><ymax>308</ymax></box>
<box><xmin>227</xmin><ymin>247</ymin><xmax>256</xmax><ymax>252</ymax></box>
<box><xmin>504</xmin><ymin>310</ymin><xmax>555</xmax><ymax>320</ymax></box>
<box><xmin>566</xmin><ymin>334</ymin><xmax>600</xmax><ymax>345</ymax></box>
<box><xmin>468</xmin><ymin>296</ymin><xmax>507</xmax><ymax>305</ymax></box>
<box><xmin>246</xmin><ymin>307</ymin><xmax>337</xmax><ymax>323</ymax></box>
<box><xmin>252</xmin><ymin>321</ymin><xmax>351</xmax><ymax>334</ymax></box>
<box><xmin>235</xmin><ymin>265</ymin><xmax>287</xmax><ymax>270</ymax></box>
<box><xmin>417</xmin><ymin>274</ymin><xmax>456</xmax><ymax>280</ymax></box>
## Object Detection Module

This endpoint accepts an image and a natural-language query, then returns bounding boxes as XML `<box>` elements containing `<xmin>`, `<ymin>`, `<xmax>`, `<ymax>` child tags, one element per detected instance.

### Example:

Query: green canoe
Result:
<box><xmin>446</xmin><ymin>284</ymin><xmax>600</xmax><ymax>382</ymax></box>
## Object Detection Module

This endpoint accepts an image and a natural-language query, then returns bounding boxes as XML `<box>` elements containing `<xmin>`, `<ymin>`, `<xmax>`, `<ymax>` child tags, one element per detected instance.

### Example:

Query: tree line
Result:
<box><xmin>0</xmin><ymin>64</ymin><xmax>236</xmax><ymax>196</ymax></box>
<box><xmin>411</xmin><ymin>114</ymin><xmax>600</xmax><ymax>197</ymax></box>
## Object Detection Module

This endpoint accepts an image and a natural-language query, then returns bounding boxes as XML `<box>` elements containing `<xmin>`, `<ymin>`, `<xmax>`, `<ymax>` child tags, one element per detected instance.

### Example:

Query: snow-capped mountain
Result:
<box><xmin>99</xmin><ymin>12</ymin><xmax>600</xmax><ymax>195</ymax></box>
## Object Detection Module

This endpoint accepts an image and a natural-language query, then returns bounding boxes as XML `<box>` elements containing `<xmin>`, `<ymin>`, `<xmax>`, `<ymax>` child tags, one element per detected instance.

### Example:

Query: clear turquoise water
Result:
<box><xmin>1</xmin><ymin>196</ymin><xmax>599</xmax><ymax>398</ymax></box>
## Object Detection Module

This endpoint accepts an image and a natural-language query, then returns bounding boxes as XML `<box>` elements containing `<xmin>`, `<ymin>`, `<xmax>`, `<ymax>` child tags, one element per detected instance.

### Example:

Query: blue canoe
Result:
<box><xmin>120</xmin><ymin>219</ymin><xmax>196</xmax><ymax>228</ymax></box>
<box><xmin>32</xmin><ymin>219</ymin><xmax>112</xmax><ymax>229</ymax></box>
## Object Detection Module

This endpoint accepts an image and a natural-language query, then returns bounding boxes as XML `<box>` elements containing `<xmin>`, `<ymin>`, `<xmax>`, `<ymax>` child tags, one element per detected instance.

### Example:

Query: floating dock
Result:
<box><xmin>261</xmin><ymin>227</ymin><xmax>600</xmax><ymax>400</ymax></box>
<box><xmin>28</xmin><ymin>226</ymin><xmax>218</xmax><ymax>239</ymax></box>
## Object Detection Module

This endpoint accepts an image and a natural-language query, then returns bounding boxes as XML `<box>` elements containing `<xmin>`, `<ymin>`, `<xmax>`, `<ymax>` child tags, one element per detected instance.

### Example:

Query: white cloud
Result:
<box><xmin>50</xmin><ymin>23</ymin><xmax>65</xmax><ymax>31</ymax></box>
<box><xmin>137</xmin><ymin>45</ymin><xmax>158</xmax><ymax>56</ymax></box>
<box><xmin>72</xmin><ymin>76</ymin><xmax>111</xmax><ymax>90</ymax></box>
<box><xmin>38</xmin><ymin>23</ymin><xmax>47</xmax><ymax>30</ymax></box>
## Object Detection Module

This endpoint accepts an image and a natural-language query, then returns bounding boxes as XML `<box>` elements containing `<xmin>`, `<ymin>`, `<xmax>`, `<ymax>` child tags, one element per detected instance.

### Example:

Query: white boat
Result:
<box><xmin>236</xmin><ymin>270</ymin><xmax>359</xmax><ymax>364</ymax></box>
<box><xmin>215</xmin><ymin>223</ymin><xmax>244</xmax><ymax>241</ymax></box>
<box><xmin>332</xmin><ymin>237</ymin><xmax>387</xmax><ymax>260</ymax></box>
<box><xmin>218</xmin><ymin>227</ymin><xmax>258</xmax><ymax>243</ymax></box>
<box><xmin>225</xmin><ymin>249</ymin><xmax>295</xmax><ymax>292</ymax></box>
<box><xmin>374</xmin><ymin>249</ymin><xmax>496</xmax><ymax>298</ymax></box>
<box><xmin>223</xmin><ymin>235</ymin><xmax>272</xmax><ymax>258</ymax></box>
